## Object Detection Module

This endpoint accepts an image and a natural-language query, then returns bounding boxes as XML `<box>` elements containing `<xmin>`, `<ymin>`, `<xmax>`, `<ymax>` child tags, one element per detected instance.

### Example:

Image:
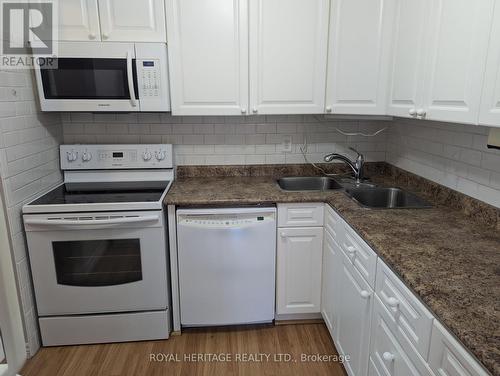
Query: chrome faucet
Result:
<box><xmin>324</xmin><ymin>147</ymin><xmax>365</xmax><ymax>183</ymax></box>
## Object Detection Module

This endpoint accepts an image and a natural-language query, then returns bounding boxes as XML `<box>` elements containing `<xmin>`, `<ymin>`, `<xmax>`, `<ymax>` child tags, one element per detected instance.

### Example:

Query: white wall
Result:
<box><xmin>387</xmin><ymin>118</ymin><xmax>500</xmax><ymax>208</ymax></box>
<box><xmin>0</xmin><ymin>69</ymin><xmax>63</xmax><ymax>356</ymax></box>
<box><xmin>0</xmin><ymin>189</ymin><xmax>27</xmax><ymax>375</ymax></box>
<box><xmin>61</xmin><ymin>113</ymin><xmax>388</xmax><ymax>165</ymax></box>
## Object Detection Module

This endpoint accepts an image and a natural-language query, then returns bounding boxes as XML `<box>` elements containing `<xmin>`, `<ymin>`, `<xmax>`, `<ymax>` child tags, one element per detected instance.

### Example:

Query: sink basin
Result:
<box><xmin>345</xmin><ymin>187</ymin><xmax>432</xmax><ymax>209</ymax></box>
<box><xmin>278</xmin><ymin>177</ymin><xmax>343</xmax><ymax>191</ymax></box>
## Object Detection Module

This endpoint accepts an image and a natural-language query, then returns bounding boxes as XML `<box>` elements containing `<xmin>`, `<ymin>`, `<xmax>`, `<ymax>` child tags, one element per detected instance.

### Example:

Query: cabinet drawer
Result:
<box><xmin>370</xmin><ymin>296</ymin><xmax>434</xmax><ymax>376</ymax></box>
<box><xmin>341</xmin><ymin>224</ymin><xmax>377</xmax><ymax>287</ymax></box>
<box><xmin>376</xmin><ymin>259</ymin><xmax>434</xmax><ymax>360</ymax></box>
<box><xmin>277</xmin><ymin>203</ymin><xmax>324</xmax><ymax>227</ymax></box>
<box><xmin>429</xmin><ymin>320</ymin><xmax>490</xmax><ymax>376</ymax></box>
<box><xmin>324</xmin><ymin>204</ymin><xmax>344</xmax><ymax>243</ymax></box>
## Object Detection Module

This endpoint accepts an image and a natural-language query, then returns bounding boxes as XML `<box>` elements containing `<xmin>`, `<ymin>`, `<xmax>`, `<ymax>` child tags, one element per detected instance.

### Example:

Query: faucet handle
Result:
<box><xmin>349</xmin><ymin>146</ymin><xmax>363</xmax><ymax>157</ymax></box>
<box><xmin>349</xmin><ymin>147</ymin><xmax>365</xmax><ymax>169</ymax></box>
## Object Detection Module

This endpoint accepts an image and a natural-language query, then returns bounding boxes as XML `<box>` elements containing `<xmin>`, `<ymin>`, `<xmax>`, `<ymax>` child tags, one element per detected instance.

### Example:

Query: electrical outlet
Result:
<box><xmin>280</xmin><ymin>135</ymin><xmax>292</xmax><ymax>153</ymax></box>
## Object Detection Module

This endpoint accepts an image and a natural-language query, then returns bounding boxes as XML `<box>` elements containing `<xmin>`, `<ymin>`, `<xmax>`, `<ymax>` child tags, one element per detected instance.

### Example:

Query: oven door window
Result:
<box><xmin>53</xmin><ymin>239</ymin><xmax>142</xmax><ymax>287</ymax></box>
<box><xmin>40</xmin><ymin>58</ymin><xmax>139</xmax><ymax>99</ymax></box>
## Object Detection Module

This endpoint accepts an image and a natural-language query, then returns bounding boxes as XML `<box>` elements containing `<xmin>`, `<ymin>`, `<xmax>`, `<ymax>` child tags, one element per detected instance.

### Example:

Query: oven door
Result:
<box><xmin>35</xmin><ymin>42</ymin><xmax>139</xmax><ymax>112</ymax></box>
<box><xmin>23</xmin><ymin>211</ymin><xmax>167</xmax><ymax>316</ymax></box>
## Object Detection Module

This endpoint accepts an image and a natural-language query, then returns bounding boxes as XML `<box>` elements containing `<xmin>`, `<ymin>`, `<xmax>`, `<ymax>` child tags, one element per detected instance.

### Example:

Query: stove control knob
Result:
<box><xmin>82</xmin><ymin>151</ymin><xmax>92</xmax><ymax>162</ymax></box>
<box><xmin>142</xmin><ymin>151</ymin><xmax>152</xmax><ymax>161</ymax></box>
<box><xmin>66</xmin><ymin>151</ymin><xmax>77</xmax><ymax>162</ymax></box>
<box><xmin>155</xmin><ymin>150</ymin><xmax>166</xmax><ymax>161</ymax></box>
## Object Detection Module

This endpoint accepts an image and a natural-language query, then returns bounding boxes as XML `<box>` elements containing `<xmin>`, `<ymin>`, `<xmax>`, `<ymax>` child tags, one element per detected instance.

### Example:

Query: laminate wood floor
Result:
<box><xmin>21</xmin><ymin>323</ymin><xmax>348</xmax><ymax>376</ymax></box>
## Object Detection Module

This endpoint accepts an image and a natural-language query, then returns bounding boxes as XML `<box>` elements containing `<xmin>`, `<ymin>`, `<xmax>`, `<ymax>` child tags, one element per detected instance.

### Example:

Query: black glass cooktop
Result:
<box><xmin>29</xmin><ymin>181</ymin><xmax>169</xmax><ymax>205</ymax></box>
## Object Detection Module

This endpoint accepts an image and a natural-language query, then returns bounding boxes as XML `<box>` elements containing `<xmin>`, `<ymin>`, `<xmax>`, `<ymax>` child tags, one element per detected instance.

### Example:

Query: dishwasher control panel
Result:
<box><xmin>177</xmin><ymin>211</ymin><xmax>276</xmax><ymax>229</ymax></box>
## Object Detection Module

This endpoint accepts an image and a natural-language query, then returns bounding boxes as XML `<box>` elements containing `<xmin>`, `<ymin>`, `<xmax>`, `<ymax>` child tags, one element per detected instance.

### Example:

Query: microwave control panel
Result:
<box><xmin>135</xmin><ymin>44</ymin><xmax>170</xmax><ymax>111</ymax></box>
<box><xmin>139</xmin><ymin>60</ymin><xmax>160</xmax><ymax>98</ymax></box>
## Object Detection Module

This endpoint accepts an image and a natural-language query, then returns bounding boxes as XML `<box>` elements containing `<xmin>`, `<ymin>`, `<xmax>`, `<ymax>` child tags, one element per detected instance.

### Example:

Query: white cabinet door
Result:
<box><xmin>326</xmin><ymin>0</ymin><xmax>394</xmax><ymax>115</ymax></box>
<box><xmin>479</xmin><ymin>0</ymin><xmax>500</xmax><ymax>127</ymax></box>
<box><xmin>58</xmin><ymin>0</ymin><xmax>101</xmax><ymax>41</ymax></box>
<box><xmin>429</xmin><ymin>321</ymin><xmax>490</xmax><ymax>376</ymax></box>
<box><xmin>321</xmin><ymin>230</ymin><xmax>340</xmax><ymax>338</ymax></box>
<box><xmin>249</xmin><ymin>0</ymin><xmax>329</xmax><ymax>114</ymax></box>
<box><xmin>421</xmin><ymin>0</ymin><xmax>494</xmax><ymax>124</ymax></box>
<box><xmin>386</xmin><ymin>0</ymin><xmax>430</xmax><ymax>118</ymax></box>
<box><xmin>98</xmin><ymin>0</ymin><xmax>166</xmax><ymax>42</ymax></box>
<box><xmin>166</xmin><ymin>0</ymin><xmax>249</xmax><ymax>115</ymax></box>
<box><xmin>336</xmin><ymin>249</ymin><xmax>373</xmax><ymax>376</ymax></box>
<box><xmin>277</xmin><ymin>227</ymin><xmax>323</xmax><ymax>315</ymax></box>
<box><xmin>370</xmin><ymin>296</ymin><xmax>434</xmax><ymax>376</ymax></box>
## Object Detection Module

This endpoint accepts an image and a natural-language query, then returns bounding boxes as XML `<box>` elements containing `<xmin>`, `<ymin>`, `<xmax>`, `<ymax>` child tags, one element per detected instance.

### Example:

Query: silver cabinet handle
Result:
<box><xmin>416</xmin><ymin>108</ymin><xmax>426</xmax><ymax>118</ymax></box>
<box><xmin>384</xmin><ymin>295</ymin><xmax>400</xmax><ymax>308</ymax></box>
<box><xmin>382</xmin><ymin>352</ymin><xmax>395</xmax><ymax>362</ymax></box>
<box><xmin>360</xmin><ymin>290</ymin><xmax>371</xmax><ymax>299</ymax></box>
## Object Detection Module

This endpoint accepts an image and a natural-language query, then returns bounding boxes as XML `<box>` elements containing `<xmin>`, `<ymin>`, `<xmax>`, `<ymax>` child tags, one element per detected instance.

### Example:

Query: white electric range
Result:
<box><xmin>22</xmin><ymin>144</ymin><xmax>173</xmax><ymax>346</ymax></box>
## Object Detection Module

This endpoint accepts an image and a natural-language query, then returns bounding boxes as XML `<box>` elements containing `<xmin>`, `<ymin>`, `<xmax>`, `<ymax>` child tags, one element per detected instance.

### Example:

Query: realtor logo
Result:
<box><xmin>1</xmin><ymin>0</ymin><xmax>58</xmax><ymax>68</ymax></box>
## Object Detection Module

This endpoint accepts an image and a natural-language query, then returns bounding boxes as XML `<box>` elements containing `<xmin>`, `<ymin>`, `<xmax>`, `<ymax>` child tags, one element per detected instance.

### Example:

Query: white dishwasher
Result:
<box><xmin>176</xmin><ymin>207</ymin><xmax>276</xmax><ymax>326</ymax></box>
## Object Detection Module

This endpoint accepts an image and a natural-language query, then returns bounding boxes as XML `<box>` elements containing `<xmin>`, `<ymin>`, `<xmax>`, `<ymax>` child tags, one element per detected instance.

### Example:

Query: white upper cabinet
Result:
<box><xmin>166</xmin><ymin>0</ymin><xmax>249</xmax><ymax>115</ymax></box>
<box><xmin>249</xmin><ymin>0</ymin><xmax>329</xmax><ymax>114</ymax></box>
<box><xmin>479</xmin><ymin>0</ymin><xmax>500</xmax><ymax>128</ymax></box>
<box><xmin>57</xmin><ymin>0</ymin><xmax>166</xmax><ymax>42</ymax></box>
<box><xmin>58</xmin><ymin>0</ymin><xmax>101</xmax><ymax>41</ymax></box>
<box><xmin>325</xmin><ymin>0</ymin><xmax>395</xmax><ymax>115</ymax></box>
<box><xmin>98</xmin><ymin>0</ymin><xmax>166</xmax><ymax>42</ymax></box>
<box><xmin>421</xmin><ymin>0</ymin><xmax>494</xmax><ymax>124</ymax></box>
<box><xmin>387</xmin><ymin>0</ymin><xmax>430</xmax><ymax>118</ymax></box>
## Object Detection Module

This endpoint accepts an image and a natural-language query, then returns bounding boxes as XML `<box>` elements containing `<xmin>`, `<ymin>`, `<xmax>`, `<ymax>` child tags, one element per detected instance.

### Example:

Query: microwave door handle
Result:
<box><xmin>24</xmin><ymin>215</ymin><xmax>159</xmax><ymax>228</ymax></box>
<box><xmin>126</xmin><ymin>50</ymin><xmax>138</xmax><ymax>108</ymax></box>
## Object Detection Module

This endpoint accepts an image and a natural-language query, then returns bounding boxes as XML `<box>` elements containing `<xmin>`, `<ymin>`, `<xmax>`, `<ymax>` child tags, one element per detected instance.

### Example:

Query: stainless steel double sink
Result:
<box><xmin>277</xmin><ymin>176</ymin><xmax>432</xmax><ymax>209</ymax></box>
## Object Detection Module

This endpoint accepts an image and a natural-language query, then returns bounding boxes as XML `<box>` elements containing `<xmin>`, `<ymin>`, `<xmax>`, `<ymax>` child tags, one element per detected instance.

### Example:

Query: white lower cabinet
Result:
<box><xmin>429</xmin><ymin>321</ymin><xmax>490</xmax><ymax>376</ymax></box>
<box><xmin>375</xmin><ymin>259</ymin><xmax>434</xmax><ymax>360</ymax></box>
<box><xmin>276</xmin><ymin>226</ymin><xmax>323</xmax><ymax>315</ymax></box>
<box><xmin>369</xmin><ymin>295</ymin><xmax>434</xmax><ymax>376</ymax></box>
<box><xmin>335</xmin><ymin>249</ymin><xmax>373</xmax><ymax>376</ymax></box>
<box><xmin>321</xmin><ymin>230</ymin><xmax>340</xmax><ymax>338</ymax></box>
<box><xmin>318</xmin><ymin>204</ymin><xmax>490</xmax><ymax>376</ymax></box>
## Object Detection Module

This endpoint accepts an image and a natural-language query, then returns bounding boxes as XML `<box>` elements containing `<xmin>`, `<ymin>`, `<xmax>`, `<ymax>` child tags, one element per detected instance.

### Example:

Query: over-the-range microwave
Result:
<box><xmin>35</xmin><ymin>42</ymin><xmax>170</xmax><ymax>112</ymax></box>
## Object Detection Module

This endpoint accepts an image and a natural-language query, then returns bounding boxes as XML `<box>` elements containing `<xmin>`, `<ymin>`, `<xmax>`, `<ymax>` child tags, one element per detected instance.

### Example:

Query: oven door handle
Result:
<box><xmin>126</xmin><ymin>50</ymin><xmax>138</xmax><ymax>108</ymax></box>
<box><xmin>24</xmin><ymin>215</ymin><xmax>159</xmax><ymax>228</ymax></box>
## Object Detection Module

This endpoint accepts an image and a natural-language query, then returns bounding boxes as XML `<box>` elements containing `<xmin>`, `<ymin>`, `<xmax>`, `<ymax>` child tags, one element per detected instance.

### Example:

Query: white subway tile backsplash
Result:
<box><xmin>60</xmin><ymin>113</ymin><xmax>497</xmax><ymax>208</ymax></box>
<box><xmin>0</xmin><ymin>69</ymin><xmax>63</xmax><ymax>356</ymax></box>
<box><xmin>182</xmin><ymin>134</ymin><xmax>204</xmax><ymax>145</ymax></box>
<box><xmin>224</xmin><ymin>135</ymin><xmax>245</xmax><ymax>145</ymax></box>
<box><xmin>481</xmin><ymin>152</ymin><xmax>500</xmax><ymax>173</ymax></box>
<box><xmin>150</xmin><ymin>124</ymin><xmax>172</xmax><ymax>134</ymax></box>
<box><xmin>192</xmin><ymin>124</ymin><xmax>214</xmax><ymax>134</ymax></box>
<box><xmin>172</xmin><ymin>123</ymin><xmax>193</xmax><ymax>134</ymax></box>
<box><xmin>388</xmin><ymin>118</ymin><xmax>499</xmax><ymax>208</ymax></box>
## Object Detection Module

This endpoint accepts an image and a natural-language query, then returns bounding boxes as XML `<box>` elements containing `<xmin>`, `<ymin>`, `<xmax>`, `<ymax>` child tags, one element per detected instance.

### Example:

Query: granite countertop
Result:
<box><xmin>165</xmin><ymin>167</ymin><xmax>500</xmax><ymax>375</ymax></box>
